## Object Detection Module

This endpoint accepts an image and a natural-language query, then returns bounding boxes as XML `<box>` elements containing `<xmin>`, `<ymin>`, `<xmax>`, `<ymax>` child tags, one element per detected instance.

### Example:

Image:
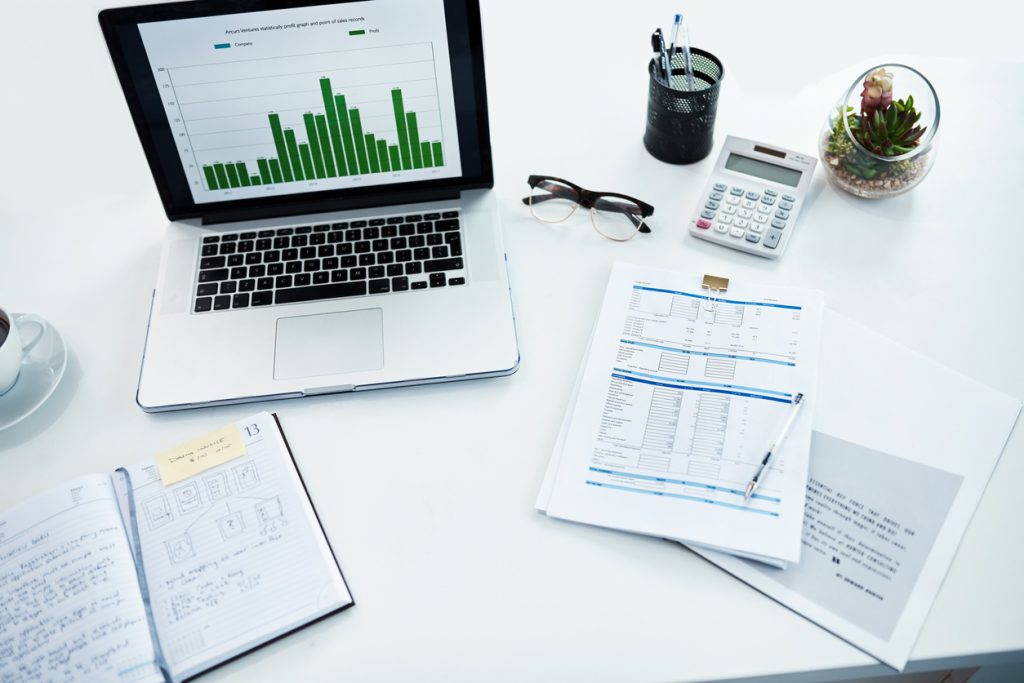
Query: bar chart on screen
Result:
<box><xmin>138</xmin><ymin>1</ymin><xmax>462</xmax><ymax>203</ymax></box>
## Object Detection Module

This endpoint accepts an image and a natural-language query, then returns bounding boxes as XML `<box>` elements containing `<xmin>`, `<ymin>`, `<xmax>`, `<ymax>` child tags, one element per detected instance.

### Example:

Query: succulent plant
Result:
<box><xmin>850</xmin><ymin>96</ymin><xmax>926</xmax><ymax>156</ymax></box>
<box><xmin>860</xmin><ymin>67</ymin><xmax>893</xmax><ymax>117</ymax></box>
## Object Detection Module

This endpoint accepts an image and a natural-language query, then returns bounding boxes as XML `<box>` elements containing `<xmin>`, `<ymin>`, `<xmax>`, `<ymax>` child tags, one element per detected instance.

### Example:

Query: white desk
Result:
<box><xmin>1</xmin><ymin>1</ymin><xmax>1023</xmax><ymax>681</ymax></box>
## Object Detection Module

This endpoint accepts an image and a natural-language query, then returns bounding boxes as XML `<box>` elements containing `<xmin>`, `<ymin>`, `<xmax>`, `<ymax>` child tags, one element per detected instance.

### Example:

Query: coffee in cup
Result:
<box><xmin>0</xmin><ymin>308</ymin><xmax>48</xmax><ymax>395</ymax></box>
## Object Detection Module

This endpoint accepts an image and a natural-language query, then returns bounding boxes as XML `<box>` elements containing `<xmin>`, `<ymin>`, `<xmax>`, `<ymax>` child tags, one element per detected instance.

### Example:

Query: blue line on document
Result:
<box><xmin>586</xmin><ymin>481</ymin><xmax>781</xmax><ymax>516</ymax></box>
<box><xmin>612</xmin><ymin>368</ymin><xmax>792</xmax><ymax>398</ymax></box>
<box><xmin>632</xmin><ymin>285</ymin><xmax>802</xmax><ymax>310</ymax></box>
<box><xmin>620</xmin><ymin>339</ymin><xmax>796</xmax><ymax>367</ymax></box>
<box><xmin>611</xmin><ymin>373</ymin><xmax>792</xmax><ymax>403</ymax></box>
<box><xmin>589</xmin><ymin>467</ymin><xmax>782</xmax><ymax>503</ymax></box>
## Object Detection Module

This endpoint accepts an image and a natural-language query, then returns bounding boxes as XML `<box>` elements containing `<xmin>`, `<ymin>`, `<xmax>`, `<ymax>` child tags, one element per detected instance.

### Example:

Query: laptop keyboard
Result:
<box><xmin>193</xmin><ymin>210</ymin><xmax>466</xmax><ymax>313</ymax></box>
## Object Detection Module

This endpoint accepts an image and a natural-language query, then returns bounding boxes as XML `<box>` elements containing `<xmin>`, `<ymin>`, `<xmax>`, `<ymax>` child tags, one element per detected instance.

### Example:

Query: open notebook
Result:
<box><xmin>0</xmin><ymin>412</ymin><xmax>353</xmax><ymax>682</ymax></box>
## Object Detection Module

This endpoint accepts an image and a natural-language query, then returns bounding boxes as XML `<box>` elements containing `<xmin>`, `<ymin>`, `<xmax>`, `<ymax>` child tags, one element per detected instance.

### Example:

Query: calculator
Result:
<box><xmin>688</xmin><ymin>136</ymin><xmax>816</xmax><ymax>258</ymax></box>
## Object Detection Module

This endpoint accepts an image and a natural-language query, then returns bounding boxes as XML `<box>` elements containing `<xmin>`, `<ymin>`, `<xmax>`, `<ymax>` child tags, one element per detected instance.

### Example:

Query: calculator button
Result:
<box><xmin>780</xmin><ymin>200</ymin><xmax>795</xmax><ymax>210</ymax></box>
<box><xmin>782</xmin><ymin>194</ymin><xmax>796</xmax><ymax>202</ymax></box>
<box><xmin>713</xmin><ymin>222</ymin><xmax>729</xmax><ymax>234</ymax></box>
<box><xmin>761</xmin><ymin>196</ymin><xmax>776</xmax><ymax>205</ymax></box>
<box><xmin>726</xmin><ymin>196</ymin><xmax>740</xmax><ymax>205</ymax></box>
<box><xmin>764</xmin><ymin>229</ymin><xmax>784</xmax><ymax>248</ymax></box>
<box><xmin>738</xmin><ymin>209</ymin><xmax>753</xmax><ymax>219</ymax></box>
<box><xmin>775</xmin><ymin>209</ymin><xmax>790</xmax><ymax>220</ymax></box>
<box><xmin>754</xmin><ymin>214</ymin><xmax>769</xmax><ymax>224</ymax></box>
<box><xmin>764</xmin><ymin>189</ymin><xmax>778</xmax><ymax>197</ymax></box>
<box><xmin>735</xmin><ymin>218</ymin><xmax>750</xmax><ymax>228</ymax></box>
<box><xmin>696</xmin><ymin>219</ymin><xmax>712</xmax><ymax>229</ymax></box>
<box><xmin>701</xmin><ymin>209</ymin><xmax>716</xmax><ymax>220</ymax></box>
<box><xmin>742</xmin><ymin>199</ymin><xmax>756</xmax><ymax>210</ymax></box>
<box><xmin>771</xmin><ymin>218</ymin><xmax>787</xmax><ymax>229</ymax></box>
<box><xmin>749</xmin><ymin>222</ymin><xmax>764</xmax><ymax>233</ymax></box>
<box><xmin>730</xmin><ymin>187</ymin><xmax>744</xmax><ymax>196</ymax></box>
<box><xmin>745</xmin><ymin>232</ymin><xmax>761</xmax><ymax>244</ymax></box>
<box><xmin>757</xmin><ymin>204</ymin><xmax>771</xmax><ymax>214</ymax></box>
<box><xmin>710</xmin><ymin>192</ymin><xmax>724</xmax><ymax>201</ymax></box>
<box><xmin>729</xmin><ymin>226</ymin><xmax>745</xmax><ymax>238</ymax></box>
<box><xmin>713</xmin><ymin>183</ymin><xmax>727</xmax><ymax>192</ymax></box>
<box><xmin>705</xmin><ymin>200</ymin><xmax>720</xmax><ymax>210</ymax></box>
<box><xmin>745</xmin><ymin>191</ymin><xmax>760</xmax><ymax>200</ymax></box>
<box><xmin>722</xmin><ymin>205</ymin><xmax>737</xmax><ymax>215</ymax></box>
<box><xmin>718</xmin><ymin>214</ymin><xmax>733</xmax><ymax>225</ymax></box>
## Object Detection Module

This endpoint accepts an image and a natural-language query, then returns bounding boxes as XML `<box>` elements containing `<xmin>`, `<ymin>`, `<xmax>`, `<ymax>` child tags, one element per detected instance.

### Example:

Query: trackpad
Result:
<box><xmin>274</xmin><ymin>309</ymin><xmax>384</xmax><ymax>380</ymax></box>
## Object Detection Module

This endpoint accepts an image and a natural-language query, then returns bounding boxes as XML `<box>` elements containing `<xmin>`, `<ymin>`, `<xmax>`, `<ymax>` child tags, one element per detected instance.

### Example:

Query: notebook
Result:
<box><xmin>99</xmin><ymin>0</ymin><xmax>519</xmax><ymax>411</ymax></box>
<box><xmin>0</xmin><ymin>412</ymin><xmax>353</xmax><ymax>682</ymax></box>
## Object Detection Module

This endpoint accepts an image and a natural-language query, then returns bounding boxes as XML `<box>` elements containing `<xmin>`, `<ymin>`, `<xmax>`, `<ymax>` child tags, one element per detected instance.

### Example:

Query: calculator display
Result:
<box><xmin>725</xmin><ymin>154</ymin><xmax>802</xmax><ymax>188</ymax></box>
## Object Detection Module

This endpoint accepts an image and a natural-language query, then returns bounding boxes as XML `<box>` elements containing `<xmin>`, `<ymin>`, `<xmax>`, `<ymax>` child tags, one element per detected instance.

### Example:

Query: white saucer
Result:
<box><xmin>0</xmin><ymin>315</ymin><xmax>68</xmax><ymax>431</ymax></box>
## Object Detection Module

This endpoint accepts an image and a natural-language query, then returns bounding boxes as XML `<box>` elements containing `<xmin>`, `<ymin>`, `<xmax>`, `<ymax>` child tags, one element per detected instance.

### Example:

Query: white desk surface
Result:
<box><xmin>1</xmin><ymin>1</ymin><xmax>1022</xmax><ymax>681</ymax></box>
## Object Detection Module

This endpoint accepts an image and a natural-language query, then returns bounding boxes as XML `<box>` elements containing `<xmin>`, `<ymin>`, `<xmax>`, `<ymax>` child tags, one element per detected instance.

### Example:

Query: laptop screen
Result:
<box><xmin>101</xmin><ymin>0</ymin><xmax>491</xmax><ymax>222</ymax></box>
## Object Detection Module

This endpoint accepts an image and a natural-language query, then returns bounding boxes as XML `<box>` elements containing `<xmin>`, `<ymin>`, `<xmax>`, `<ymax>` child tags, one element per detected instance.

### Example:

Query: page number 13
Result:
<box><xmin>244</xmin><ymin>424</ymin><xmax>260</xmax><ymax>437</ymax></box>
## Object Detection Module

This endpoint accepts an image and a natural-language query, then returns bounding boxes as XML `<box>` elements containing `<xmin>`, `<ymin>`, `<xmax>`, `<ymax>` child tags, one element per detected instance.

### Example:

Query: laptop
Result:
<box><xmin>99</xmin><ymin>0</ymin><xmax>519</xmax><ymax>411</ymax></box>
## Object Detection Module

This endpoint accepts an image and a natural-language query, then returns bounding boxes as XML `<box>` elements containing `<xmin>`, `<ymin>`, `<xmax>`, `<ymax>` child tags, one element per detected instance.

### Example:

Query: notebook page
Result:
<box><xmin>118</xmin><ymin>413</ymin><xmax>351</xmax><ymax>681</ymax></box>
<box><xmin>0</xmin><ymin>474</ymin><xmax>165</xmax><ymax>683</ymax></box>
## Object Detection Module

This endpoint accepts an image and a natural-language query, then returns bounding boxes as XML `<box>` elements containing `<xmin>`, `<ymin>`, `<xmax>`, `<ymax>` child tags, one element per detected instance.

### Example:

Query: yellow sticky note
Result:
<box><xmin>156</xmin><ymin>424</ymin><xmax>246</xmax><ymax>486</ymax></box>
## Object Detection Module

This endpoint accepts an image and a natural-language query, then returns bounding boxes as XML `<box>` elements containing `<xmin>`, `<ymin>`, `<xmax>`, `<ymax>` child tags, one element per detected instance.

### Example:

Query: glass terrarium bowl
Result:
<box><xmin>819</xmin><ymin>64</ymin><xmax>940</xmax><ymax>199</ymax></box>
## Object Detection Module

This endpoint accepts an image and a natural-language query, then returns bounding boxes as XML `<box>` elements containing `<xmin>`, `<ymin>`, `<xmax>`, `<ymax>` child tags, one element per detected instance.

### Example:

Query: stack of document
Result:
<box><xmin>537</xmin><ymin>262</ymin><xmax>825</xmax><ymax>566</ymax></box>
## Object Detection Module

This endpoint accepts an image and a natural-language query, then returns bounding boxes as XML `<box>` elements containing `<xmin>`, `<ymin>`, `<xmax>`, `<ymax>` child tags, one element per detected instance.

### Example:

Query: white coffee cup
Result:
<box><xmin>0</xmin><ymin>308</ymin><xmax>48</xmax><ymax>395</ymax></box>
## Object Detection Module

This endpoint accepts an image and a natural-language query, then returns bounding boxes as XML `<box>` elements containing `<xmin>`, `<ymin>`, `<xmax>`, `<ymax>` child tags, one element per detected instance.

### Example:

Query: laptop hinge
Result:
<box><xmin>200</xmin><ymin>188</ymin><xmax>462</xmax><ymax>225</ymax></box>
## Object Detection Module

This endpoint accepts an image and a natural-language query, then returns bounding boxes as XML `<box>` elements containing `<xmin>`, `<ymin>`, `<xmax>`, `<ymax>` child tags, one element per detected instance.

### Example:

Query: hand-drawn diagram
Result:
<box><xmin>143</xmin><ymin>494</ymin><xmax>174</xmax><ymax>531</ymax></box>
<box><xmin>255</xmin><ymin>497</ymin><xmax>283</xmax><ymax>524</ymax></box>
<box><xmin>174</xmin><ymin>481</ymin><xmax>203</xmax><ymax>514</ymax></box>
<box><xmin>165</xmin><ymin>533</ymin><xmax>195</xmax><ymax>563</ymax></box>
<box><xmin>205</xmin><ymin>471</ymin><xmax>230</xmax><ymax>501</ymax></box>
<box><xmin>232</xmin><ymin>460</ymin><xmax>259</xmax><ymax>491</ymax></box>
<box><xmin>217</xmin><ymin>511</ymin><xmax>245</xmax><ymax>540</ymax></box>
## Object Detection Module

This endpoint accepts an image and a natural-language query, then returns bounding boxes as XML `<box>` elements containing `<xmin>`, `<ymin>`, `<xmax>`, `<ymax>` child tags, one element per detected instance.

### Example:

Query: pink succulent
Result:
<box><xmin>860</xmin><ymin>68</ymin><xmax>894</xmax><ymax>117</ymax></box>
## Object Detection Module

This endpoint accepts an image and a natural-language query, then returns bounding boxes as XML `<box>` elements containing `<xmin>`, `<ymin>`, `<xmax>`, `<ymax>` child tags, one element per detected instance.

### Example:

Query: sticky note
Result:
<box><xmin>156</xmin><ymin>424</ymin><xmax>246</xmax><ymax>486</ymax></box>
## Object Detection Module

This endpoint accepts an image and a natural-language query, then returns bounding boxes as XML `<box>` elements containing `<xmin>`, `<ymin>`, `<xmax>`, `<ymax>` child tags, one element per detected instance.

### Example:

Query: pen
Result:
<box><xmin>668</xmin><ymin>14</ymin><xmax>682</xmax><ymax>89</ymax></box>
<box><xmin>744</xmin><ymin>393</ymin><xmax>804</xmax><ymax>500</ymax></box>
<box><xmin>651</xmin><ymin>29</ymin><xmax>669</xmax><ymax>85</ymax></box>
<box><xmin>678</xmin><ymin>14</ymin><xmax>695</xmax><ymax>91</ymax></box>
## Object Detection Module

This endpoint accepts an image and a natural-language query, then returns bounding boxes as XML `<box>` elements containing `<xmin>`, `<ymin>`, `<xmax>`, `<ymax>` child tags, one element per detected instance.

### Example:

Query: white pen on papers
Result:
<box><xmin>744</xmin><ymin>393</ymin><xmax>804</xmax><ymax>500</ymax></box>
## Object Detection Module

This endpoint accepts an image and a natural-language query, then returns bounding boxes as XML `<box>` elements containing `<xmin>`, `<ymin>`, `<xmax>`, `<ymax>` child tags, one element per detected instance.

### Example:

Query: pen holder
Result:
<box><xmin>644</xmin><ymin>48</ymin><xmax>724</xmax><ymax>164</ymax></box>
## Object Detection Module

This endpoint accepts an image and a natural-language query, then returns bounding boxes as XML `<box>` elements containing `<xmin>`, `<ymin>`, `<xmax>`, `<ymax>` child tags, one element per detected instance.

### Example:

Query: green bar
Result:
<box><xmin>213</xmin><ymin>163</ymin><xmax>230</xmax><ymax>188</ymax></box>
<box><xmin>407</xmin><ymin>112</ymin><xmax>422</xmax><ymax>169</ymax></box>
<box><xmin>377</xmin><ymin>140</ymin><xmax>390</xmax><ymax>172</ymax></box>
<box><xmin>298</xmin><ymin>143</ymin><xmax>315</xmax><ymax>180</ymax></box>
<box><xmin>268</xmin><ymin>113</ymin><xmax>294</xmax><ymax>182</ymax></box>
<box><xmin>349</xmin><ymin>29</ymin><xmax>365</xmax><ymax>36</ymax></box>
<box><xmin>250</xmin><ymin>175</ymin><xmax>262</xmax><ymax>185</ymax></box>
<box><xmin>334</xmin><ymin>95</ymin><xmax>359</xmax><ymax>175</ymax></box>
<box><xmin>224</xmin><ymin>163</ymin><xmax>241</xmax><ymax>188</ymax></box>
<box><xmin>284</xmin><ymin>129</ymin><xmax>304</xmax><ymax>180</ymax></box>
<box><xmin>314</xmin><ymin>114</ymin><xmax>336</xmax><ymax>177</ymax></box>
<box><xmin>388</xmin><ymin>145</ymin><xmax>401</xmax><ymax>171</ymax></box>
<box><xmin>432</xmin><ymin>142</ymin><xmax>443</xmax><ymax>166</ymax></box>
<box><xmin>349</xmin><ymin>109</ymin><xmax>370</xmax><ymax>174</ymax></box>
<box><xmin>269</xmin><ymin>158</ymin><xmax>284</xmax><ymax>184</ymax></box>
<box><xmin>364</xmin><ymin>134</ymin><xmax>380</xmax><ymax>173</ymax></box>
<box><xmin>203</xmin><ymin>165</ymin><xmax>219</xmax><ymax>190</ymax></box>
<box><xmin>420</xmin><ymin>142</ymin><xmax>432</xmax><ymax>168</ymax></box>
<box><xmin>303</xmin><ymin>113</ymin><xmax>327</xmax><ymax>179</ymax></box>
<box><xmin>257</xmin><ymin>158</ymin><xmax>272</xmax><ymax>184</ymax></box>
<box><xmin>235</xmin><ymin>162</ymin><xmax>251</xmax><ymax>186</ymax></box>
<box><xmin>320</xmin><ymin>78</ymin><xmax>348</xmax><ymax>176</ymax></box>
<box><xmin>391</xmin><ymin>89</ymin><xmax>412</xmax><ymax>170</ymax></box>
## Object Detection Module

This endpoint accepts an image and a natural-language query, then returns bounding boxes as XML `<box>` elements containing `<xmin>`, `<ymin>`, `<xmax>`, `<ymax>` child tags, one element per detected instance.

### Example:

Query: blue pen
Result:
<box><xmin>668</xmin><ymin>14</ymin><xmax>682</xmax><ymax>89</ymax></box>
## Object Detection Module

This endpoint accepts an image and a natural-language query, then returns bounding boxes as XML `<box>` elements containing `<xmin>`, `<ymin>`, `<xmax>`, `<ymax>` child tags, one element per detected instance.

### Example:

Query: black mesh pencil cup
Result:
<box><xmin>644</xmin><ymin>48</ymin><xmax>724</xmax><ymax>164</ymax></box>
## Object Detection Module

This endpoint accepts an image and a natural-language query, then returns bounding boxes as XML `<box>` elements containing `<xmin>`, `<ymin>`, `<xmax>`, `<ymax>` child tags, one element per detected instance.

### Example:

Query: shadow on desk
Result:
<box><xmin>0</xmin><ymin>350</ymin><xmax>81</xmax><ymax>452</ymax></box>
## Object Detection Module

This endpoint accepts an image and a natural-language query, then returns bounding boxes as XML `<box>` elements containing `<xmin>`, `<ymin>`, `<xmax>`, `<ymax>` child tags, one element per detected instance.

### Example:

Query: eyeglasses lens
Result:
<box><xmin>591</xmin><ymin>196</ymin><xmax>644</xmax><ymax>241</ymax></box>
<box><xmin>529</xmin><ymin>179</ymin><xmax>580</xmax><ymax>222</ymax></box>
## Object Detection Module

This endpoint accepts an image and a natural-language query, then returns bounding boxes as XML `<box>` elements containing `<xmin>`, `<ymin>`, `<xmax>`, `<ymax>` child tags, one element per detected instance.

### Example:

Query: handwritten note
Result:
<box><xmin>156</xmin><ymin>424</ymin><xmax>246</xmax><ymax>485</ymax></box>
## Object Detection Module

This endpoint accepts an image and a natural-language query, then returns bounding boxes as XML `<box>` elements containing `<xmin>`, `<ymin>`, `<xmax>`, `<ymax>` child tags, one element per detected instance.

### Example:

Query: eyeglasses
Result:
<box><xmin>522</xmin><ymin>175</ymin><xmax>654</xmax><ymax>241</ymax></box>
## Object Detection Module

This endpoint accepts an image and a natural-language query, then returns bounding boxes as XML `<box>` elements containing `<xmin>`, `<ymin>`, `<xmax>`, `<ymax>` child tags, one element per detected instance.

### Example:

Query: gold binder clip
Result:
<box><xmin>702</xmin><ymin>274</ymin><xmax>729</xmax><ymax>312</ymax></box>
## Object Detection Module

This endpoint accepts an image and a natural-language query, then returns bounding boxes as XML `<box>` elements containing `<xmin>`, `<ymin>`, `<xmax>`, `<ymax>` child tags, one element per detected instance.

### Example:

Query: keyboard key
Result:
<box><xmin>372</xmin><ymin>239</ymin><xmax>388</xmax><ymax>251</ymax></box>
<box><xmin>256</xmin><ymin>238</ymin><xmax>272</xmax><ymax>250</ymax></box>
<box><xmin>425</xmin><ymin>257</ymin><xmax>463</xmax><ymax>273</ymax></box>
<box><xmin>779</xmin><ymin>200</ymin><xmax>794</xmax><ymax>210</ymax></box>
<box><xmin>341</xmin><ymin>255</ymin><xmax>357</xmax><ymax>268</ymax></box>
<box><xmin>713</xmin><ymin>183</ymin><xmax>727</xmax><ymax>192</ymax></box>
<box><xmin>194</xmin><ymin>297</ymin><xmax>212</xmax><ymax>312</ymax></box>
<box><xmin>387</xmin><ymin>264</ymin><xmax>403</xmax><ymax>277</ymax></box>
<box><xmin>328</xmin><ymin>232</ymin><xmax>344</xmax><ymax>243</ymax></box>
<box><xmin>286</xmin><ymin>261</ymin><xmax>302</xmax><ymax>274</ymax></box>
<box><xmin>449</xmin><ymin>277</ymin><xmax>466</xmax><ymax>286</ymax></box>
<box><xmin>350</xmin><ymin>220</ymin><xmax>367</xmax><ymax>228</ymax></box>
<box><xmin>323</xmin><ymin>257</ymin><xmax>339</xmax><ymax>270</ymax></box>
<box><xmin>276</xmin><ymin>227</ymin><xmax>294</xmax><ymax>236</ymax></box>
<box><xmin>414</xmin><ymin>247</ymin><xmax>430</xmax><ymax>260</ymax></box>
<box><xmin>424</xmin><ymin>212</ymin><xmax>441</xmax><ymax>220</ymax></box>
<box><xmin>245</xmin><ymin>252</ymin><xmax>262</xmax><ymax>265</ymax></box>
<box><xmin>228</xmin><ymin>254</ymin><xmax>244</xmax><ymax>267</ymax></box>
<box><xmin>240</xmin><ymin>232</ymin><xmax>256</xmax><ymax>240</ymax></box>
<box><xmin>764</xmin><ymin>189</ymin><xmax>778</xmax><ymax>197</ymax></box>
<box><xmin>310</xmin><ymin>233</ymin><xmax>326</xmax><ymax>245</ymax></box>
<box><xmin>745</xmin><ymin>191</ymin><xmax>760</xmax><ymax>200</ymax></box>
<box><xmin>441</xmin><ymin>210</ymin><xmax>458</xmax><ymax>218</ymax></box>
<box><xmin>313</xmin><ymin>272</ymin><xmax>329</xmax><ymax>284</ymax></box>
<box><xmin>257</xmin><ymin>277</ymin><xmax>274</xmax><ymax>290</ymax></box>
<box><xmin>431</xmin><ymin>246</ymin><xmax>449</xmax><ymax>259</ymax></box>
<box><xmin>369</xmin><ymin>218</ymin><xmax>385</xmax><ymax>227</ymax></box>
<box><xmin>238</xmin><ymin>240</ymin><xmax>254</xmax><ymax>253</ymax></box>
<box><xmin>705</xmin><ymin>200</ymin><xmax>720</xmax><ymax>210</ymax></box>
<box><xmin>405</xmin><ymin>262</ymin><xmax>423</xmax><ymax>275</ymax></box>
<box><xmin>368</xmin><ymin>266</ymin><xmax>385</xmax><ymax>279</ymax></box>
<box><xmin>268</xmin><ymin>263</ymin><xmax>284</xmax><ymax>276</ymax></box>
<box><xmin>417</xmin><ymin>222</ymin><xmax>433</xmax><ymax>234</ymax></box>
<box><xmin>331</xmin><ymin>222</ymin><xmax>348</xmax><ymax>230</ymax></box>
<box><xmin>745</xmin><ymin>232</ymin><xmax>761</xmax><ymax>244</ymax></box>
<box><xmin>378</xmin><ymin>251</ymin><xmax>394</xmax><ymax>264</ymax></box>
<box><xmin>304</xmin><ymin>259</ymin><xmax>321</xmax><ymax>272</ymax></box>
<box><xmin>199</xmin><ymin>268</ymin><xmax>229</xmax><ymax>282</ymax></box>
<box><xmin>405</xmin><ymin>214</ymin><xmax>423</xmax><ymax>222</ymax></box>
<box><xmin>392</xmin><ymin>276</ymin><xmax>409</xmax><ymax>291</ymax></box>
<box><xmin>283</xmin><ymin>248</ymin><xmax>298</xmax><ymax>261</ymax></box>
<box><xmin>427</xmin><ymin>234</ymin><xmax>443</xmax><ymax>246</ymax></box>
<box><xmin>729</xmin><ymin>226</ymin><xmax>745</xmax><ymax>238</ymax></box>
<box><xmin>346</xmin><ymin>229</ymin><xmax>362</xmax><ymax>241</ymax></box>
<box><xmin>274</xmin><ymin>237</ymin><xmax>289</xmax><ymax>249</ymax></box>
<box><xmin>359</xmin><ymin>253</ymin><xmax>375</xmax><ymax>266</ymax></box>
<box><xmin>761</xmin><ymin>196</ymin><xmax>776</xmax><ymax>205</ymax></box>
<box><xmin>364</xmin><ymin>227</ymin><xmax>380</xmax><ymax>239</ymax></box>
<box><xmin>387</xmin><ymin>216</ymin><xmax>403</xmax><ymax>225</ymax></box>
<box><xmin>295</xmin><ymin>226</ymin><xmax>312</xmax><ymax>234</ymax></box>
<box><xmin>701</xmin><ymin>209</ymin><xmax>716</xmax><ymax>220</ymax></box>
<box><xmin>318</xmin><ymin>245</ymin><xmax>334</xmax><ymax>257</ymax></box>
<box><xmin>338</xmin><ymin>243</ymin><xmax>353</xmax><ymax>255</ymax></box>
<box><xmin>448</xmin><ymin>237</ymin><xmax>463</xmax><ymax>257</ymax></box>
<box><xmin>230</xmin><ymin>267</ymin><xmax>247</xmax><ymax>279</ymax></box>
<box><xmin>435</xmin><ymin>219</ymin><xmax>459</xmax><ymax>231</ymax></box>
<box><xmin>252</xmin><ymin>291</ymin><xmax>273</xmax><ymax>306</ymax></box>
<box><xmin>233</xmin><ymin>293</ymin><xmax>250</xmax><ymax>308</ymax></box>
<box><xmin>355</xmin><ymin>241</ymin><xmax>371</xmax><ymax>253</ymax></box>
<box><xmin>220</xmin><ymin>280</ymin><xmax>238</xmax><ymax>294</ymax></box>
<box><xmin>399</xmin><ymin>224</ymin><xmax>415</xmax><ymax>236</ymax></box>
<box><xmin>782</xmin><ymin>194</ymin><xmax>796</xmax><ymax>202</ymax></box>
<box><xmin>771</xmin><ymin>218</ymin><xmax>787</xmax><ymax>229</ymax></box>
<box><xmin>219</xmin><ymin>243</ymin><xmax>236</xmax><ymax>255</ymax></box>
<box><xmin>710</xmin><ymin>192</ymin><xmax>724</xmax><ymax>201</ymax></box>
<box><xmin>200</xmin><ymin>256</ymin><xmax>225</xmax><ymax>269</ymax></box>
<box><xmin>730</xmin><ymin>187</ymin><xmax>744</xmax><ymax>196</ymax></box>
<box><xmin>369</xmin><ymin>278</ymin><xmax>390</xmax><ymax>294</ymax></box>
<box><xmin>390</xmin><ymin>237</ymin><xmax>407</xmax><ymax>250</ymax></box>
<box><xmin>764</xmin><ymin>228</ymin><xmax>783</xmax><ymax>249</ymax></box>
<box><xmin>197</xmin><ymin>283</ymin><xmax>219</xmax><ymax>297</ymax></box>
<box><xmin>213</xmin><ymin>295</ymin><xmax>231</xmax><ymax>310</ymax></box>
<box><xmin>331</xmin><ymin>269</ymin><xmax>348</xmax><ymax>282</ymax></box>
<box><xmin>294</xmin><ymin>273</ymin><xmax>310</xmax><ymax>286</ymax></box>
<box><xmin>314</xmin><ymin>224</ymin><xmax>330</xmax><ymax>232</ymax></box>
<box><xmin>695</xmin><ymin>218</ymin><xmax>712</xmax><ymax>230</ymax></box>
<box><xmin>429</xmin><ymin>273</ymin><xmax>447</xmax><ymax>287</ymax></box>
<box><xmin>276</xmin><ymin>275</ymin><xmax>293</xmax><ymax>288</ymax></box>
<box><xmin>275</xmin><ymin>282</ymin><xmax>367</xmax><ymax>304</ymax></box>
<box><xmin>258</xmin><ymin>230</ymin><xmax>274</xmax><ymax>238</ymax></box>
<box><xmin>221</xmin><ymin>233</ymin><xmax>239</xmax><ymax>241</ymax></box>
<box><xmin>202</xmin><ymin>244</ymin><xmax>218</xmax><ymax>257</ymax></box>
<box><xmin>202</xmin><ymin>235</ymin><xmax>220</xmax><ymax>244</ymax></box>
<box><xmin>239</xmin><ymin>279</ymin><xmax>256</xmax><ymax>292</ymax></box>
<box><xmin>292</xmin><ymin>235</ymin><xmax>308</xmax><ymax>247</ymax></box>
<box><xmin>300</xmin><ymin>247</ymin><xmax>316</xmax><ymax>259</ymax></box>
<box><xmin>411</xmin><ymin>281</ymin><xmax>428</xmax><ymax>290</ymax></box>
<box><xmin>349</xmin><ymin>267</ymin><xmax>367</xmax><ymax>280</ymax></box>
<box><xmin>409</xmin><ymin>235</ymin><xmax>426</xmax><ymax>248</ymax></box>
<box><xmin>395</xmin><ymin>249</ymin><xmax>412</xmax><ymax>262</ymax></box>
<box><xmin>775</xmin><ymin>209</ymin><xmax>790</xmax><ymax>220</ymax></box>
